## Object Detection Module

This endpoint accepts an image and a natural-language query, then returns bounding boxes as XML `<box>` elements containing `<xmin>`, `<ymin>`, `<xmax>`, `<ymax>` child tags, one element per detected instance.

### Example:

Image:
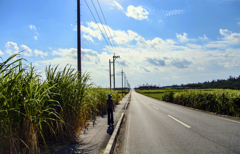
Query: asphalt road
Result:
<box><xmin>120</xmin><ymin>90</ymin><xmax>240</xmax><ymax>154</ymax></box>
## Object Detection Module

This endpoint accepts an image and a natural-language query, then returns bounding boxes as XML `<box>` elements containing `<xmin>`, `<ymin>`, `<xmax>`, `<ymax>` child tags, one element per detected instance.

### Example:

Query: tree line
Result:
<box><xmin>136</xmin><ymin>75</ymin><xmax>240</xmax><ymax>90</ymax></box>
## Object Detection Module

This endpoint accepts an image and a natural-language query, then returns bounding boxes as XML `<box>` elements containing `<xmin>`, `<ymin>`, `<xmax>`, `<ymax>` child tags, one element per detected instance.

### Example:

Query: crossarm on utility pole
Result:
<box><xmin>113</xmin><ymin>55</ymin><xmax>120</xmax><ymax>90</ymax></box>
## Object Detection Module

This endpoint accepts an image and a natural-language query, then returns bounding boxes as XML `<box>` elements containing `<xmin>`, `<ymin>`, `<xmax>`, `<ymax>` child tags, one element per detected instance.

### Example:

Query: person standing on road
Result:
<box><xmin>107</xmin><ymin>94</ymin><xmax>114</xmax><ymax>126</ymax></box>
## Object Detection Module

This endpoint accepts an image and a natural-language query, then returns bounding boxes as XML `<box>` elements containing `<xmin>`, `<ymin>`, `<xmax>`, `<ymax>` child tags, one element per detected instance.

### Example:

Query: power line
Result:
<box><xmin>96</xmin><ymin>0</ymin><xmax>119</xmax><ymax>55</ymax></box>
<box><xmin>84</xmin><ymin>0</ymin><xmax>114</xmax><ymax>53</ymax></box>
<box><xmin>91</xmin><ymin>0</ymin><xmax>116</xmax><ymax>54</ymax></box>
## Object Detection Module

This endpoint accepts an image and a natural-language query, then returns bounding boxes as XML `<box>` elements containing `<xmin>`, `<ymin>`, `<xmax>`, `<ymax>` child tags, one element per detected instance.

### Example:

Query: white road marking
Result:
<box><xmin>153</xmin><ymin>106</ymin><xmax>159</xmax><ymax>110</ymax></box>
<box><xmin>168</xmin><ymin>115</ymin><xmax>191</xmax><ymax>128</ymax></box>
<box><xmin>216</xmin><ymin>116</ymin><xmax>240</xmax><ymax>124</ymax></box>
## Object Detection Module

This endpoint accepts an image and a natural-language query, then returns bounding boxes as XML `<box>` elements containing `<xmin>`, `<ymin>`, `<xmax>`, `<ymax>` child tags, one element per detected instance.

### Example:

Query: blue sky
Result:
<box><xmin>1</xmin><ymin>0</ymin><xmax>240</xmax><ymax>88</ymax></box>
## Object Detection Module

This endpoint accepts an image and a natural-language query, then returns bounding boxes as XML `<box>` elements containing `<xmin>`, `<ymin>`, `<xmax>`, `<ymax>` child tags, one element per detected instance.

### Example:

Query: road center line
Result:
<box><xmin>168</xmin><ymin>115</ymin><xmax>191</xmax><ymax>128</ymax></box>
<box><xmin>153</xmin><ymin>106</ymin><xmax>159</xmax><ymax>110</ymax></box>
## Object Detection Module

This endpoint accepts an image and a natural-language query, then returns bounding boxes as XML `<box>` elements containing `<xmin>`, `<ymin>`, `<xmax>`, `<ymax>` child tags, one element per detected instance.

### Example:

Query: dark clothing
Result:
<box><xmin>107</xmin><ymin>98</ymin><xmax>114</xmax><ymax>125</ymax></box>
<box><xmin>107</xmin><ymin>98</ymin><xmax>114</xmax><ymax>110</ymax></box>
<box><xmin>108</xmin><ymin>109</ymin><xmax>114</xmax><ymax>125</ymax></box>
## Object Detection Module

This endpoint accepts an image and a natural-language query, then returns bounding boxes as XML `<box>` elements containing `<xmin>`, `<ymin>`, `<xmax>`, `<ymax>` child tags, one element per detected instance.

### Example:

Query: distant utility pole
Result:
<box><xmin>113</xmin><ymin>54</ymin><xmax>120</xmax><ymax>90</ymax></box>
<box><xmin>109</xmin><ymin>59</ymin><xmax>112</xmax><ymax>89</ymax></box>
<box><xmin>77</xmin><ymin>0</ymin><xmax>81</xmax><ymax>76</ymax></box>
<box><xmin>121</xmin><ymin>70</ymin><xmax>124</xmax><ymax>96</ymax></box>
<box><xmin>124</xmin><ymin>75</ymin><xmax>126</xmax><ymax>89</ymax></box>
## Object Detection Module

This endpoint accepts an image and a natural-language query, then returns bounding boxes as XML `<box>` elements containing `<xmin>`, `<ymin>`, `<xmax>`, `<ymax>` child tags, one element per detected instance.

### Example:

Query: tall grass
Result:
<box><xmin>136</xmin><ymin>89</ymin><xmax>240</xmax><ymax>117</ymax></box>
<box><xmin>171</xmin><ymin>90</ymin><xmax>240</xmax><ymax>117</ymax></box>
<box><xmin>0</xmin><ymin>53</ymin><xmax>125</xmax><ymax>153</ymax></box>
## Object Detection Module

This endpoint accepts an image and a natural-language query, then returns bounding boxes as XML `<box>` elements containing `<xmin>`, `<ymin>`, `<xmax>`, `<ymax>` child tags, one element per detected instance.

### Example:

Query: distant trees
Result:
<box><xmin>179</xmin><ymin>75</ymin><xmax>240</xmax><ymax>90</ymax></box>
<box><xmin>135</xmin><ymin>75</ymin><xmax>240</xmax><ymax>90</ymax></box>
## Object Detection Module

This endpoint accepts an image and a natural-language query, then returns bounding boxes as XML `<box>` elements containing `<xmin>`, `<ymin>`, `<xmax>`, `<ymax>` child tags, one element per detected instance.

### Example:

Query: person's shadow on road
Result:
<box><xmin>107</xmin><ymin>125</ymin><xmax>114</xmax><ymax>135</ymax></box>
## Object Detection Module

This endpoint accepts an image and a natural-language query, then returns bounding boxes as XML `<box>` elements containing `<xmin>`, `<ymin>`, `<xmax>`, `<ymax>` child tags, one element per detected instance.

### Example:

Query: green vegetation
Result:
<box><xmin>179</xmin><ymin>77</ymin><xmax>240</xmax><ymax>90</ymax></box>
<box><xmin>136</xmin><ymin>89</ymin><xmax>240</xmax><ymax>117</ymax></box>
<box><xmin>136</xmin><ymin>75</ymin><xmax>240</xmax><ymax>90</ymax></box>
<box><xmin>0</xmin><ymin>53</ymin><xmax>126</xmax><ymax>153</ymax></box>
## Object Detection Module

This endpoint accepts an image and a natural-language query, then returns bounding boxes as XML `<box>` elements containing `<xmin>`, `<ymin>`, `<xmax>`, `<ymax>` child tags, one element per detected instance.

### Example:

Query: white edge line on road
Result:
<box><xmin>153</xmin><ymin>106</ymin><xmax>159</xmax><ymax>110</ymax></box>
<box><xmin>216</xmin><ymin>116</ymin><xmax>240</xmax><ymax>124</ymax></box>
<box><xmin>168</xmin><ymin>115</ymin><xmax>191</xmax><ymax>128</ymax></box>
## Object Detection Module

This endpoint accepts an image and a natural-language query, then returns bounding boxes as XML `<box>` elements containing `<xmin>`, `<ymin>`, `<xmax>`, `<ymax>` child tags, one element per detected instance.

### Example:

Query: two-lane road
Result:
<box><xmin>120</xmin><ymin>90</ymin><xmax>240</xmax><ymax>154</ymax></box>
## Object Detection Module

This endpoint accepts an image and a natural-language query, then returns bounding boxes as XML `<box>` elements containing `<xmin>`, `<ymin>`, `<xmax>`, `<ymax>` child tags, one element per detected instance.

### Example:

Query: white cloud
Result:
<box><xmin>219</xmin><ymin>29</ymin><xmax>240</xmax><ymax>44</ymax></box>
<box><xmin>171</xmin><ymin>58</ymin><xmax>192</xmax><ymax>68</ymax></box>
<box><xmin>34</xmin><ymin>49</ymin><xmax>47</xmax><ymax>58</ymax></box>
<box><xmin>80</xmin><ymin>22</ymin><xmax>139</xmax><ymax>45</ymax></box>
<box><xmin>158</xmin><ymin>20</ymin><xmax>163</xmax><ymax>23</ymax></box>
<box><xmin>176</xmin><ymin>33</ymin><xmax>188</xmax><ymax>42</ymax></box>
<box><xmin>5</xmin><ymin>42</ymin><xmax>19</xmax><ymax>54</ymax></box>
<box><xmin>136</xmin><ymin>36</ymin><xmax>175</xmax><ymax>50</ymax></box>
<box><xmin>29</xmin><ymin>25</ymin><xmax>39</xmax><ymax>40</ymax></box>
<box><xmin>217</xmin><ymin>49</ymin><xmax>240</xmax><ymax>69</ymax></box>
<box><xmin>220</xmin><ymin>29</ymin><xmax>231</xmax><ymax>36</ymax></box>
<box><xmin>82</xmin><ymin>48</ymin><xmax>101</xmax><ymax>64</ymax></box>
<box><xmin>71</xmin><ymin>24</ymin><xmax>77</xmax><ymax>31</ymax></box>
<box><xmin>20</xmin><ymin>45</ymin><xmax>32</xmax><ymax>56</ymax></box>
<box><xmin>113</xmin><ymin>30</ymin><xmax>138</xmax><ymax>44</ymax></box>
<box><xmin>0</xmin><ymin>50</ymin><xmax>3</xmax><ymax>55</ymax></box>
<box><xmin>238</xmin><ymin>22</ymin><xmax>240</xmax><ymax>26</ymax></box>
<box><xmin>125</xmin><ymin>5</ymin><xmax>149</xmax><ymax>20</ymax></box>
<box><xmin>187</xmin><ymin>44</ymin><xmax>202</xmax><ymax>49</ymax></box>
<box><xmin>205</xmin><ymin>42</ymin><xmax>228</xmax><ymax>49</ymax></box>
<box><xmin>136</xmin><ymin>36</ymin><xmax>147</xmax><ymax>46</ymax></box>
<box><xmin>41</xmin><ymin>25</ymin><xmax>240</xmax><ymax>87</ymax></box>
<box><xmin>83</xmin><ymin>34</ymin><xmax>94</xmax><ymax>42</ymax></box>
<box><xmin>164</xmin><ymin>10</ymin><xmax>184</xmax><ymax>16</ymax></box>
<box><xmin>111</xmin><ymin>1</ymin><xmax>123</xmax><ymax>10</ymax></box>
<box><xmin>52</xmin><ymin>47</ymin><xmax>100</xmax><ymax>64</ymax></box>
<box><xmin>199</xmin><ymin>34</ymin><xmax>208</xmax><ymax>40</ymax></box>
<box><xmin>219</xmin><ymin>60</ymin><xmax>240</xmax><ymax>69</ymax></box>
<box><xmin>81</xmin><ymin>22</ymin><xmax>102</xmax><ymax>41</ymax></box>
<box><xmin>197</xmin><ymin>67</ymin><xmax>207</xmax><ymax>71</ymax></box>
<box><xmin>52</xmin><ymin>48</ymin><xmax>77</xmax><ymax>58</ymax></box>
<box><xmin>29</xmin><ymin>25</ymin><xmax>36</xmax><ymax>30</ymax></box>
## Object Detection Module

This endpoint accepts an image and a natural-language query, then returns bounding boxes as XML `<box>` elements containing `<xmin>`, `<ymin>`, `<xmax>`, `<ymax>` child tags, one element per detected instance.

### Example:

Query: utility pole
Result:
<box><xmin>77</xmin><ymin>0</ymin><xmax>81</xmax><ymax>76</ymax></box>
<box><xmin>124</xmin><ymin>75</ymin><xmax>126</xmax><ymax>89</ymax></box>
<box><xmin>109</xmin><ymin>59</ymin><xmax>111</xmax><ymax>90</ymax></box>
<box><xmin>121</xmin><ymin>70</ymin><xmax>124</xmax><ymax>96</ymax></box>
<box><xmin>113</xmin><ymin>54</ymin><xmax>120</xmax><ymax>90</ymax></box>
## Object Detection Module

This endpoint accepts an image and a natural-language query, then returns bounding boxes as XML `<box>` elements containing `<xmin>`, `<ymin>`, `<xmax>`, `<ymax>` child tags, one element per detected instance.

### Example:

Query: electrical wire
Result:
<box><xmin>90</xmin><ymin>0</ymin><xmax>116</xmax><ymax>54</ymax></box>
<box><xmin>84</xmin><ymin>0</ymin><xmax>114</xmax><ymax>53</ymax></box>
<box><xmin>84</xmin><ymin>0</ymin><xmax>127</xmax><ymax>86</ymax></box>
<box><xmin>96</xmin><ymin>0</ymin><xmax>120</xmax><ymax>56</ymax></box>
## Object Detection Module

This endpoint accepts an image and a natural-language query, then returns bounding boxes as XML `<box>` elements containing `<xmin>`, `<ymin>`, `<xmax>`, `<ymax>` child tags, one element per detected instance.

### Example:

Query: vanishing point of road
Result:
<box><xmin>118</xmin><ymin>90</ymin><xmax>240</xmax><ymax>154</ymax></box>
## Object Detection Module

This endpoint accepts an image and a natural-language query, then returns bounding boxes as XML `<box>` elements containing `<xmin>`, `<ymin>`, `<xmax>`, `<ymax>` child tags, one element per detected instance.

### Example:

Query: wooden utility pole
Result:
<box><xmin>77</xmin><ymin>0</ymin><xmax>81</xmax><ymax>76</ymax></box>
<box><xmin>121</xmin><ymin>70</ymin><xmax>124</xmax><ymax>96</ymax></box>
<box><xmin>113</xmin><ymin>54</ymin><xmax>120</xmax><ymax>90</ymax></box>
<box><xmin>124</xmin><ymin>76</ymin><xmax>126</xmax><ymax>89</ymax></box>
<box><xmin>109</xmin><ymin>59</ymin><xmax>111</xmax><ymax>90</ymax></box>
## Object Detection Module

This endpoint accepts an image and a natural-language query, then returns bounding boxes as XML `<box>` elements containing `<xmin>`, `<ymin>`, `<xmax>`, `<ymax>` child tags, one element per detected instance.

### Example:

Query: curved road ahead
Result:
<box><xmin>120</xmin><ymin>90</ymin><xmax>240</xmax><ymax>154</ymax></box>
